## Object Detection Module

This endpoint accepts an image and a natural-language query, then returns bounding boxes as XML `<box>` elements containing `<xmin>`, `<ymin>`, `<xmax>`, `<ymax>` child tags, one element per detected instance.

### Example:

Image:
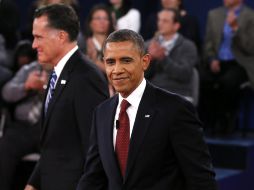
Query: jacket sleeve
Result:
<box><xmin>74</xmin><ymin>68</ymin><xmax>109</xmax><ymax>157</ymax></box>
<box><xmin>28</xmin><ymin>160</ymin><xmax>41</xmax><ymax>189</ymax></box>
<box><xmin>169</xmin><ymin>100</ymin><xmax>217</xmax><ymax>190</ymax></box>
<box><xmin>76</xmin><ymin>110</ymin><xmax>108</xmax><ymax>190</ymax></box>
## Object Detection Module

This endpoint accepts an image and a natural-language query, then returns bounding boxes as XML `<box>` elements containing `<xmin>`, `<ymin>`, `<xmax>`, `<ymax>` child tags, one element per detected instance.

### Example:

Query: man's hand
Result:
<box><xmin>227</xmin><ymin>10</ymin><xmax>239</xmax><ymax>31</ymax></box>
<box><xmin>148</xmin><ymin>40</ymin><xmax>166</xmax><ymax>61</ymax></box>
<box><xmin>24</xmin><ymin>184</ymin><xmax>37</xmax><ymax>190</ymax></box>
<box><xmin>210</xmin><ymin>60</ymin><xmax>221</xmax><ymax>73</ymax></box>
<box><xmin>24</xmin><ymin>70</ymin><xmax>48</xmax><ymax>91</ymax></box>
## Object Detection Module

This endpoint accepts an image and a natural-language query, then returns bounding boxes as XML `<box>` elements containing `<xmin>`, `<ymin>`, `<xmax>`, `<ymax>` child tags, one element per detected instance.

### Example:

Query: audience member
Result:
<box><xmin>84</xmin><ymin>4</ymin><xmax>115</xmax><ymax>96</ymax></box>
<box><xmin>146</xmin><ymin>8</ymin><xmax>199</xmax><ymax>104</ymax></box>
<box><xmin>25</xmin><ymin>4</ymin><xmax>109</xmax><ymax>190</ymax></box>
<box><xmin>108</xmin><ymin>0</ymin><xmax>141</xmax><ymax>32</ymax></box>
<box><xmin>0</xmin><ymin>61</ymin><xmax>48</xmax><ymax>190</ymax></box>
<box><xmin>11</xmin><ymin>40</ymin><xmax>37</xmax><ymax>73</ymax></box>
<box><xmin>77</xmin><ymin>29</ymin><xmax>217</xmax><ymax>190</ymax></box>
<box><xmin>84</xmin><ymin>4</ymin><xmax>114</xmax><ymax>73</ymax></box>
<box><xmin>200</xmin><ymin>0</ymin><xmax>254</xmax><ymax>135</ymax></box>
<box><xmin>142</xmin><ymin>0</ymin><xmax>200</xmax><ymax>50</ymax></box>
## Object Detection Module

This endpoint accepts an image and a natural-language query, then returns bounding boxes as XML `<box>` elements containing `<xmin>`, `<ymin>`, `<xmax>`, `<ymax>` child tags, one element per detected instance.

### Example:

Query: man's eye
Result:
<box><xmin>122</xmin><ymin>59</ymin><xmax>132</xmax><ymax>63</ymax></box>
<box><xmin>106</xmin><ymin>60</ymin><xmax>115</xmax><ymax>65</ymax></box>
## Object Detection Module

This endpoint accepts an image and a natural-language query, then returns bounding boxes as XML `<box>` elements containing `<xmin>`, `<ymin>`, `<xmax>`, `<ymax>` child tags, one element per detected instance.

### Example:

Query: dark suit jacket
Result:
<box><xmin>28</xmin><ymin>50</ymin><xmax>109</xmax><ymax>190</ymax></box>
<box><xmin>77</xmin><ymin>82</ymin><xmax>217</xmax><ymax>190</ymax></box>
<box><xmin>204</xmin><ymin>5</ymin><xmax>254</xmax><ymax>88</ymax></box>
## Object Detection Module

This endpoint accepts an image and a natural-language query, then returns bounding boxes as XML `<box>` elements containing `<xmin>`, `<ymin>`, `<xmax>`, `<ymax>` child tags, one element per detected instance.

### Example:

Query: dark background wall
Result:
<box><xmin>14</xmin><ymin>0</ymin><xmax>254</xmax><ymax>40</ymax></box>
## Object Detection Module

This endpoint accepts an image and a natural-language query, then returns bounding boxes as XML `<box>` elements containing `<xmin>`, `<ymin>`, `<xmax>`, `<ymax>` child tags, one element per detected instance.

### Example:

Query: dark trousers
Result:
<box><xmin>199</xmin><ymin>60</ymin><xmax>248</xmax><ymax>134</ymax></box>
<box><xmin>0</xmin><ymin>121</ymin><xmax>40</xmax><ymax>190</ymax></box>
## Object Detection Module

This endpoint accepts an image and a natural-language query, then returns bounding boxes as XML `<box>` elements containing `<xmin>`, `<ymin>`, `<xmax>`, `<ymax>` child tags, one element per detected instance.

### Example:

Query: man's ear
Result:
<box><xmin>58</xmin><ymin>31</ymin><xmax>68</xmax><ymax>43</ymax></box>
<box><xmin>174</xmin><ymin>22</ymin><xmax>181</xmax><ymax>32</ymax></box>
<box><xmin>142</xmin><ymin>54</ymin><xmax>151</xmax><ymax>71</ymax></box>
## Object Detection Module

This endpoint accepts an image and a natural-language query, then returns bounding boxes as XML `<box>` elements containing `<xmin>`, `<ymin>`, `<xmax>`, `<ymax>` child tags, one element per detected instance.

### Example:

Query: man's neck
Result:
<box><xmin>53</xmin><ymin>42</ymin><xmax>77</xmax><ymax>66</ymax></box>
<box><xmin>227</xmin><ymin>3</ymin><xmax>242</xmax><ymax>11</ymax></box>
<box><xmin>162</xmin><ymin>33</ymin><xmax>176</xmax><ymax>41</ymax></box>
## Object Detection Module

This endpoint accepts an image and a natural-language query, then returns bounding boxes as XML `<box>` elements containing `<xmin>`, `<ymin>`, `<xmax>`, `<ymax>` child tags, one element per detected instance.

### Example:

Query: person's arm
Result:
<box><xmin>169</xmin><ymin>100</ymin><xmax>217</xmax><ymax>190</ymax></box>
<box><xmin>160</xmin><ymin>39</ymin><xmax>198</xmax><ymax>83</ymax></box>
<box><xmin>203</xmin><ymin>11</ymin><xmax>218</xmax><ymax>66</ymax></box>
<box><xmin>74</xmin><ymin>67</ymin><xmax>109</xmax><ymax>155</ymax></box>
<box><xmin>2</xmin><ymin>65</ymin><xmax>30</xmax><ymax>102</ymax></box>
<box><xmin>2</xmin><ymin>64</ymin><xmax>47</xmax><ymax>103</ymax></box>
<box><xmin>76</xmin><ymin>110</ymin><xmax>108</xmax><ymax>190</ymax></box>
<box><xmin>232</xmin><ymin>10</ymin><xmax>254</xmax><ymax>55</ymax></box>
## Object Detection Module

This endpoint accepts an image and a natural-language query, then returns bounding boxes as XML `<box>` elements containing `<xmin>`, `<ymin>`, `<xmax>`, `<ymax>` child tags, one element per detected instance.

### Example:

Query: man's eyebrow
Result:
<box><xmin>120</xmin><ymin>57</ymin><xmax>133</xmax><ymax>60</ymax></box>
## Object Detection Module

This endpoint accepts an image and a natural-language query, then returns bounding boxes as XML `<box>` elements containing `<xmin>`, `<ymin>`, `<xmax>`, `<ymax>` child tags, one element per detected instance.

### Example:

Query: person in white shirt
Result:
<box><xmin>109</xmin><ymin>0</ymin><xmax>141</xmax><ymax>32</ymax></box>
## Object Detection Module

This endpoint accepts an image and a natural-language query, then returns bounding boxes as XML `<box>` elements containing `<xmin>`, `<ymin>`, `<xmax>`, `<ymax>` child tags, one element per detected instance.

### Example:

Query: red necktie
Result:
<box><xmin>115</xmin><ymin>99</ymin><xmax>130</xmax><ymax>177</ymax></box>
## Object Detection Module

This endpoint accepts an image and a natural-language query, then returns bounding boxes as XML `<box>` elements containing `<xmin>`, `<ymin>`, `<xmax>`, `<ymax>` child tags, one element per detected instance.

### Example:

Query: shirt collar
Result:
<box><xmin>226</xmin><ymin>4</ymin><xmax>242</xmax><ymax>16</ymax></box>
<box><xmin>54</xmin><ymin>45</ymin><xmax>78</xmax><ymax>78</ymax></box>
<box><xmin>158</xmin><ymin>33</ymin><xmax>179</xmax><ymax>47</ymax></box>
<box><xmin>118</xmin><ymin>78</ymin><xmax>146</xmax><ymax>109</ymax></box>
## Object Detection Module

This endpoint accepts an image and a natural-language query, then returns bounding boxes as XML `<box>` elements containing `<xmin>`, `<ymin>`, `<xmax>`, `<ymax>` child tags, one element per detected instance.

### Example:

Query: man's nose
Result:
<box><xmin>113</xmin><ymin>62</ymin><xmax>124</xmax><ymax>73</ymax></box>
<box><xmin>32</xmin><ymin>40</ymin><xmax>37</xmax><ymax>49</ymax></box>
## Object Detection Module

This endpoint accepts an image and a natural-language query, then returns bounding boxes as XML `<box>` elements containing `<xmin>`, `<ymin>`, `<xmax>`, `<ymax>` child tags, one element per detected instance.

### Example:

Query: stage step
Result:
<box><xmin>206</xmin><ymin>137</ymin><xmax>254</xmax><ymax>170</ymax></box>
<box><xmin>207</xmin><ymin>136</ymin><xmax>254</xmax><ymax>190</ymax></box>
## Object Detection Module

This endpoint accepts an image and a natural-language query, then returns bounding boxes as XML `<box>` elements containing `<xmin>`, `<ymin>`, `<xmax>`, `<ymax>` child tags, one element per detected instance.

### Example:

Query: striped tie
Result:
<box><xmin>45</xmin><ymin>70</ymin><xmax>57</xmax><ymax>114</ymax></box>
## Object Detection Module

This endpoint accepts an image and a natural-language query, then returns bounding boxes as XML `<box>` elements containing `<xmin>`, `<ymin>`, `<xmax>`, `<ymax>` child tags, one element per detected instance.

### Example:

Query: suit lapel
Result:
<box><xmin>100</xmin><ymin>96</ymin><xmax>124</xmax><ymax>182</ymax></box>
<box><xmin>216</xmin><ymin>8</ymin><xmax>227</xmax><ymax>49</ymax></box>
<box><xmin>41</xmin><ymin>51</ymin><xmax>79</xmax><ymax>140</ymax></box>
<box><xmin>237</xmin><ymin>5</ymin><xmax>247</xmax><ymax>29</ymax></box>
<box><xmin>124</xmin><ymin>82</ymin><xmax>157</xmax><ymax>181</ymax></box>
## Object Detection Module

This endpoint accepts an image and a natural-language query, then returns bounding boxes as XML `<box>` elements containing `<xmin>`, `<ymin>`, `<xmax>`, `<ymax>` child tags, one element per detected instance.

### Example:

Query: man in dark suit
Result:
<box><xmin>25</xmin><ymin>4</ymin><xmax>109</xmax><ymax>190</ymax></box>
<box><xmin>77</xmin><ymin>29</ymin><xmax>217</xmax><ymax>190</ymax></box>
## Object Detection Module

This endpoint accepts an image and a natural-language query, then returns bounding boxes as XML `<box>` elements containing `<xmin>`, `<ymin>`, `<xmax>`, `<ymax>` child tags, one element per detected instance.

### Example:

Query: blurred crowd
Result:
<box><xmin>0</xmin><ymin>0</ymin><xmax>254</xmax><ymax>189</ymax></box>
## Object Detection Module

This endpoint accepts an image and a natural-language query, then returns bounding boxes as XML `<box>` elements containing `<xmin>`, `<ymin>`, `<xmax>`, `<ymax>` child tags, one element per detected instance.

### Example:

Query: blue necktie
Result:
<box><xmin>45</xmin><ymin>70</ymin><xmax>57</xmax><ymax>114</ymax></box>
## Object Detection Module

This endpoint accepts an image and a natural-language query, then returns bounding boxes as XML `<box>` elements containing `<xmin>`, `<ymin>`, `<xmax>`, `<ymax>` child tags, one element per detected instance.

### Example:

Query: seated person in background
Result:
<box><xmin>0</xmin><ymin>60</ymin><xmax>49</xmax><ymax>190</ymax></box>
<box><xmin>108</xmin><ymin>0</ymin><xmax>141</xmax><ymax>33</ymax></box>
<box><xmin>11</xmin><ymin>40</ymin><xmax>37</xmax><ymax>73</ymax></box>
<box><xmin>200</xmin><ymin>0</ymin><xmax>254</xmax><ymax>135</ymax></box>
<box><xmin>142</xmin><ymin>0</ymin><xmax>200</xmax><ymax>50</ymax></box>
<box><xmin>84</xmin><ymin>4</ymin><xmax>115</xmax><ymax>96</ymax></box>
<box><xmin>84</xmin><ymin>4</ymin><xmax>114</xmax><ymax>73</ymax></box>
<box><xmin>146</xmin><ymin>8</ymin><xmax>199</xmax><ymax>104</ymax></box>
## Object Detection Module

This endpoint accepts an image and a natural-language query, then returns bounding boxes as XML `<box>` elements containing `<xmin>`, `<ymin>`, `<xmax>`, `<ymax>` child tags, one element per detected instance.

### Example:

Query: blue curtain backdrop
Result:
<box><xmin>14</xmin><ymin>0</ymin><xmax>254</xmax><ymax>40</ymax></box>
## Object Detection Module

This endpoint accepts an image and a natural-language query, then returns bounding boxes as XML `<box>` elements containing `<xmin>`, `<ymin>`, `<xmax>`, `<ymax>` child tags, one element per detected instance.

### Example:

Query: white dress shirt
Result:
<box><xmin>158</xmin><ymin>33</ymin><xmax>179</xmax><ymax>56</ymax></box>
<box><xmin>117</xmin><ymin>8</ymin><xmax>141</xmax><ymax>33</ymax></box>
<box><xmin>113</xmin><ymin>78</ymin><xmax>146</xmax><ymax>148</ymax></box>
<box><xmin>54</xmin><ymin>45</ymin><xmax>78</xmax><ymax>84</ymax></box>
<box><xmin>45</xmin><ymin>45</ymin><xmax>78</xmax><ymax>105</ymax></box>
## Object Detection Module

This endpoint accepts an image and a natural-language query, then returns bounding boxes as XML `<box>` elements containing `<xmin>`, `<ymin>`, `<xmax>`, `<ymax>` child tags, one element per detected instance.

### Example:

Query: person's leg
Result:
<box><xmin>0</xmin><ymin>122</ymin><xmax>40</xmax><ymax>190</ymax></box>
<box><xmin>217</xmin><ymin>62</ymin><xmax>248</xmax><ymax>134</ymax></box>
